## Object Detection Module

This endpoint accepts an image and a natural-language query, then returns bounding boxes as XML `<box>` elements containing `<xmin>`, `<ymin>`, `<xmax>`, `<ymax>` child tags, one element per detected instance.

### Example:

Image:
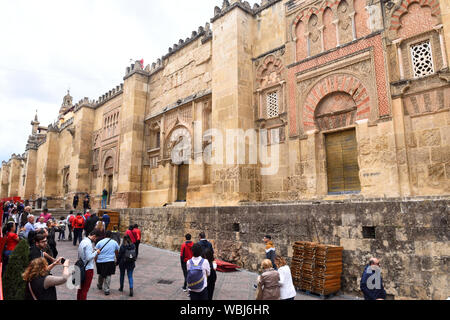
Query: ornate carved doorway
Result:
<box><xmin>177</xmin><ymin>164</ymin><xmax>189</xmax><ymax>202</ymax></box>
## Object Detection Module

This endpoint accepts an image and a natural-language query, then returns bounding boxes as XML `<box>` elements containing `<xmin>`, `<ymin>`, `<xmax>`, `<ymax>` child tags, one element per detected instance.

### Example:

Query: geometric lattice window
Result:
<box><xmin>150</xmin><ymin>156</ymin><xmax>158</xmax><ymax>169</ymax></box>
<box><xmin>266</xmin><ymin>92</ymin><xmax>279</xmax><ymax>118</ymax></box>
<box><xmin>410</xmin><ymin>40</ymin><xmax>434</xmax><ymax>79</ymax></box>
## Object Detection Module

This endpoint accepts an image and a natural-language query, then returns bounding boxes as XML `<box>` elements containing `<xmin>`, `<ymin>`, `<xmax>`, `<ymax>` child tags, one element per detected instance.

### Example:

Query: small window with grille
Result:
<box><xmin>266</xmin><ymin>91</ymin><xmax>279</xmax><ymax>118</ymax></box>
<box><xmin>410</xmin><ymin>40</ymin><xmax>435</xmax><ymax>79</ymax></box>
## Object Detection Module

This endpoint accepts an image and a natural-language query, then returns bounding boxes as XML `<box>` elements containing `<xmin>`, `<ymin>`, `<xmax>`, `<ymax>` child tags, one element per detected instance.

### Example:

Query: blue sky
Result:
<box><xmin>0</xmin><ymin>0</ymin><xmax>216</xmax><ymax>163</ymax></box>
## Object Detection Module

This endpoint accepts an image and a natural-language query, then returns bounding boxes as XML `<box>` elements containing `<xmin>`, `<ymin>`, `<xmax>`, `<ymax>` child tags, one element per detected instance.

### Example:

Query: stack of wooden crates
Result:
<box><xmin>291</xmin><ymin>241</ymin><xmax>343</xmax><ymax>296</ymax></box>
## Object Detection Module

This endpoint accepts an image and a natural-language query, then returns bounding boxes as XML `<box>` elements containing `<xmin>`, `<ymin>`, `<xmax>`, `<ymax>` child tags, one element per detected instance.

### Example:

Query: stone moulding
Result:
<box><xmin>145</xmin><ymin>89</ymin><xmax>212</xmax><ymax>121</ymax></box>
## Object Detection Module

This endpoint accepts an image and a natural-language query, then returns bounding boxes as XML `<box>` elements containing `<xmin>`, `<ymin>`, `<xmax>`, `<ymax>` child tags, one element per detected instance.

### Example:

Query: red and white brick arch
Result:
<box><xmin>302</xmin><ymin>74</ymin><xmax>371</xmax><ymax>131</ymax></box>
<box><xmin>390</xmin><ymin>0</ymin><xmax>441</xmax><ymax>32</ymax></box>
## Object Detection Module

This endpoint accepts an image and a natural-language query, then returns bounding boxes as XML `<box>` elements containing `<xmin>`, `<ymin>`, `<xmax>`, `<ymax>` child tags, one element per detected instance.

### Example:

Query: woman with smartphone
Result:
<box><xmin>23</xmin><ymin>257</ymin><xmax>70</xmax><ymax>300</ymax></box>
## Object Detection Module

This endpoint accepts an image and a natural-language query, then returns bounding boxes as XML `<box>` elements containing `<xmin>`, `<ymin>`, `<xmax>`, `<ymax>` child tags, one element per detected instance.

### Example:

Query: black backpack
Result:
<box><xmin>124</xmin><ymin>246</ymin><xmax>137</xmax><ymax>263</ymax></box>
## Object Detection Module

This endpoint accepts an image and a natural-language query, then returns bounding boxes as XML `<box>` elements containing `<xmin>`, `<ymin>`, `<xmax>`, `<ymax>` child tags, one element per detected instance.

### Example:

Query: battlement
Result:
<box><xmin>93</xmin><ymin>84</ymin><xmax>124</xmax><ymax>107</ymax></box>
<box><xmin>211</xmin><ymin>0</ymin><xmax>282</xmax><ymax>22</ymax></box>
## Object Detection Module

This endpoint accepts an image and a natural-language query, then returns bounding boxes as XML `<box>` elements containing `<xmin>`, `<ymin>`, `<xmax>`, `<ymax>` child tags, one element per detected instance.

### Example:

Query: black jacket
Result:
<box><xmin>198</xmin><ymin>239</ymin><xmax>214</xmax><ymax>256</ymax></box>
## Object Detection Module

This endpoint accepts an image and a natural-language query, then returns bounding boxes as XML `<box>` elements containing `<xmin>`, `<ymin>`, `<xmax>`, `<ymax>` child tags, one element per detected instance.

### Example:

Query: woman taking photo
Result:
<box><xmin>23</xmin><ymin>257</ymin><xmax>70</xmax><ymax>300</ymax></box>
<box><xmin>255</xmin><ymin>259</ymin><xmax>280</xmax><ymax>300</ymax></box>
<box><xmin>117</xmin><ymin>235</ymin><xmax>136</xmax><ymax>297</ymax></box>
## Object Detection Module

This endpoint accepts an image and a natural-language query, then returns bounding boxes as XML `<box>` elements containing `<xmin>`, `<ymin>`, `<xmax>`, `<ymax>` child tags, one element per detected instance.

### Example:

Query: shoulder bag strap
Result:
<box><xmin>28</xmin><ymin>282</ymin><xmax>38</xmax><ymax>301</ymax></box>
<box><xmin>99</xmin><ymin>238</ymin><xmax>112</xmax><ymax>251</ymax></box>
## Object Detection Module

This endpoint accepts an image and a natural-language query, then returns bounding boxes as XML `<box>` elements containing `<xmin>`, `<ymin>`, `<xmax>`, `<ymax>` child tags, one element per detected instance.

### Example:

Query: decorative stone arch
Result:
<box><xmin>390</xmin><ymin>0</ymin><xmax>441</xmax><ymax>33</ymax></box>
<box><xmin>303</xmin><ymin>74</ymin><xmax>371</xmax><ymax>131</ymax></box>
<box><xmin>164</xmin><ymin>124</ymin><xmax>192</xmax><ymax>164</ymax></box>
<box><xmin>256</xmin><ymin>54</ymin><xmax>284</xmax><ymax>89</ymax></box>
<box><xmin>102</xmin><ymin>148</ymin><xmax>116</xmax><ymax>176</ymax></box>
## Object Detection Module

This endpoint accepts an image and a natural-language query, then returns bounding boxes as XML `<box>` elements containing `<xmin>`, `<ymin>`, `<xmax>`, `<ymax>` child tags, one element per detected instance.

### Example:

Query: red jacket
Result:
<box><xmin>72</xmin><ymin>215</ymin><xmax>85</xmax><ymax>229</ymax></box>
<box><xmin>180</xmin><ymin>241</ymin><xmax>194</xmax><ymax>263</ymax></box>
<box><xmin>133</xmin><ymin>228</ymin><xmax>141</xmax><ymax>241</ymax></box>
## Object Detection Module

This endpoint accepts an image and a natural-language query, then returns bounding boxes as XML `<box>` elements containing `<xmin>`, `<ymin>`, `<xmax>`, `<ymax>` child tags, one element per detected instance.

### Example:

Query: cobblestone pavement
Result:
<box><xmin>54</xmin><ymin>237</ymin><xmax>357</xmax><ymax>301</ymax></box>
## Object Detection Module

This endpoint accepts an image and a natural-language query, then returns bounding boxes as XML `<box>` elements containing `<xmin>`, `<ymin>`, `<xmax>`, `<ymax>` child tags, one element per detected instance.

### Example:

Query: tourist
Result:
<box><xmin>72</xmin><ymin>212</ymin><xmax>85</xmax><ymax>246</ymax></box>
<box><xmin>275</xmin><ymin>256</ymin><xmax>296</xmax><ymax>300</ymax></box>
<box><xmin>111</xmin><ymin>225</ymin><xmax>121</xmax><ymax>245</ymax></box>
<box><xmin>2</xmin><ymin>222</ymin><xmax>19</xmax><ymax>274</ymax></box>
<box><xmin>94</xmin><ymin>217</ymin><xmax>106</xmax><ymax>244</ymax></box>
<box><xmin>126</xmin><ymin>225</ymin><xmax>137</xmax><ymax>245</ymax></box>
<box><xmin>102</xmin><ymin>212</ymin><xmax>110</xmax><ymax>231</ymax></box>
<box><xmin>95</xmin><ymin>231</ymin><xmax>119</xmax><ymax>296</ymax></box>
<box><xmin>360</xmin><ymin>257</ymin><xmax>387</xmax><ymax>300</ymax></box>
<box><xmin>23</xmin><ymin>257</ymin><xmax>70</xmax><ymax>300</ymax></box>
<box><xmin>186</xmin><ymin>243</ymin><xmax>210</xmax><ymax>300</ymax></box>
<box><xmin>29</xmin><ymin>233</ymin><xmax>59</xmax><ymax>271</ymax></box>
<box><xmin>2</xmin><ymin>201</ymin><xmax>10</xmax><ymax>224</ymax></box>
<box><xmin>85</xmin><ymin>211</ymin><xmax>98</xmax><ymax>237</ymax></box>
<box><xmin>66</xmin><ymin>211</ymin><xmax>75</xmax><ymax>241</ymax></box>
<box><xmin>204</xmin><ymin>248</ymin><xmax>217</xmax><ymax>300</ymax></box>
<box><xmin>77</xmin><ymin>230</ymin><xmax>101</xmax><ymax>300</ymax></box>
<box><xmin>180</xmin><ymin>233</ymin><xmax>194</xmax><ymax>292</ymax></box>
<box><xmin>57</xmin><ymin>216</ymin><xmax>66</xmax><ymax>241</ymax></box>
<box><xmin>34</xmin><ymin>217</ymin><xmax>47</xmax><ymax>231</ymax></box>
<box><xmin>18</xmin><ymin>226</ymin><xmax>27</xmax><ymax>240</ymax></box>
<box><xmin>84</xmin><ymin>209</ymin><xmax>91</xmax><ymax>221</ymax></box>
<box><xmin>46</xmin><ymin>220</ymin><xmax>58</xmax><ymax>258</ymax></box>
<box><xmin>40</xmin><ymin>208</ymin><xmax>52</xmax><ymax>223</ymax></box>
<box><xmin>24</xmin><ymin>215</ymin><xmax>36</xmax><ymax>238</ymax></box>
<box><xmin>133</xmin><ymin>224</ymin><xmax>141</xmax><ymax>258</ymax></box>
<box><xmin>19</xmin><ymin>206</ymin><xmax>32</xmax><ymax>228</ymax></box>
<box><xmin>101</xmin><ymin>189</ymin><xmax>108</xmax><ymax>209</ymax></box>
<box><xmin>10</xmin><ymin>208</ymin><xmax>18</xmax><ymax>226</ymax></box>
<box><xmin>263</xmin><ymin>235</ymin><xmax>277</xmax><ymax>270</ymax></box>
<box><xmin>255</xmin><ymin>259</ymin><xmax>280</xmax><ymax>300</ymax></box>
<box><xmin>73</xmin><ymin>194</ymin><xmax>79</xmax><ymax>209</ymax></box>
<box><xmin>117</xmin><ymin>235</ymin><xmax>136</xmax><ymax>297</ymax></box>
<box><xmin>83</xmin><ymin>194</ymin><xmax>90</xmax><ymax>214</ymax></box>
<box><xmin>198</xmin><ymin>232</ymin><xmax>214</xmax><ymax>256</ymax></box>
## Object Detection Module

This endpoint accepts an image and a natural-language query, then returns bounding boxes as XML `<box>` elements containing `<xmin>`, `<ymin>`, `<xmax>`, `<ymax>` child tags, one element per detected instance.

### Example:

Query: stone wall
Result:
<box><xmin>119</xmin><ymin>198</ymin><xmax>449</xmax><ymax>300</ymax></box>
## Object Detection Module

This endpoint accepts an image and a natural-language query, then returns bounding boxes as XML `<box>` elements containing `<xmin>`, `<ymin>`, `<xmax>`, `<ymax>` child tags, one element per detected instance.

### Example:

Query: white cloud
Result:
<box><xmin>0</xmin><ymin>0</ymin><xmax>216</xmax><ymax>163</ymax></box>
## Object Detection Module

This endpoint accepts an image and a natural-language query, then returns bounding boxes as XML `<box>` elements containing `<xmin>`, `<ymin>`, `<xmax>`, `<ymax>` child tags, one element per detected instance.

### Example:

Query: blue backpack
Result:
<box><xmin>186</xmin><ymin>258</ymin><xmax>205</xmax><ymax>290</ymax></box>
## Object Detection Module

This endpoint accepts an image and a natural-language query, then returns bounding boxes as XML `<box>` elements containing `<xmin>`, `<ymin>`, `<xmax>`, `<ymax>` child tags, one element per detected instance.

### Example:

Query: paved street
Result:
<box><xmin>54</xmin><ymin>236</ymin><xmax>356</xmax><ymax>301</ymax></box>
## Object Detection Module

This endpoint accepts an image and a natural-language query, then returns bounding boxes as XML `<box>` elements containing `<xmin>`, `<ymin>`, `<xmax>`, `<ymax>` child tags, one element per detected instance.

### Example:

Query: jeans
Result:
<box><xmin>68</xmin><ymin>225</ymin><xmax>73</xmax><ymax>240</ymax></box>
<box><xmin>77</xmin><ymin>269</ymin><xmax>94</xmax><ymax>300</ymax></box>
<box><xmin>73</xmin><ymin>228</ymin><xmax>83</xmax><ymax>246</ymax></box>
<box><xmin>119</xmin><ymin>267</ymin><xmax>134</xmax><ymax>289</ymax></box>
<box><xmin>58</xmin><ymin>229</ymin><xmax>65</xmax><ymax>240</ymax></box>
<box><xmin>101</xmin><ymin>198</ymin><xmax>107</xmax><ymax>209</ymax></box>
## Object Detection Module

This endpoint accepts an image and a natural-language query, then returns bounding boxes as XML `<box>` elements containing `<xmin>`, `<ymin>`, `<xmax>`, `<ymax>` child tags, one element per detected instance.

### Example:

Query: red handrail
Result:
<box><xmin>0</xmin><ymin>205</ymin><xmax>4</xmax><ymax>300</ymax></box>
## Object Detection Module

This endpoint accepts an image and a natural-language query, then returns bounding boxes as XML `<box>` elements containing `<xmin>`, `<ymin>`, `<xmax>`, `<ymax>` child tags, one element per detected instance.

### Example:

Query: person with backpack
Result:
<box><xmin>117</xmin><ymin>235</ymin><xmax>136</xmax><ymax>297</ymax></box>
<box><xmin>180</xmin><ymin>234</ymin><xmax>194</xmax><ymax>292</ymax></box>
<box><xmin>85</xmin><ymin>212</ymin><xmax>99</xmax><ymax>237</ymax></box>
<box><xmin>95</xmin><ymin>231</ymin><xmax>119</xmax><ymax>296</ymax></box>
<box><xmin>77</xmin><ymin>230</ymin><xmax>101</xmax><ymax>300</ymax></box>
<box><xmin>72</xmin><ymin>212</ymin><xmax>85</xmax><ymax>246</ymax></box>
<box><xmin>186</xmin><ymin>243</ymin><xmax>210</xmax><ymax>300</ymax></box>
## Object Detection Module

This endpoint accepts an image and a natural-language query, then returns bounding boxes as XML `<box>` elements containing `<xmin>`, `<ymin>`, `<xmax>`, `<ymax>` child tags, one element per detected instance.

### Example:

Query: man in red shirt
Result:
<box><xmin>133</xmin><ymin>224</ymin><xmax>141</xmax><ymax>259</ymax></box>
<box><xmin>180</xmin><ymin>234</ymin><xmax>194</xmax><ymax>292</ymax></box>
<box><xmin>72</xmin><ymin>212</ymin><xmax>85</xmax><ymax>246</ymax></box>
